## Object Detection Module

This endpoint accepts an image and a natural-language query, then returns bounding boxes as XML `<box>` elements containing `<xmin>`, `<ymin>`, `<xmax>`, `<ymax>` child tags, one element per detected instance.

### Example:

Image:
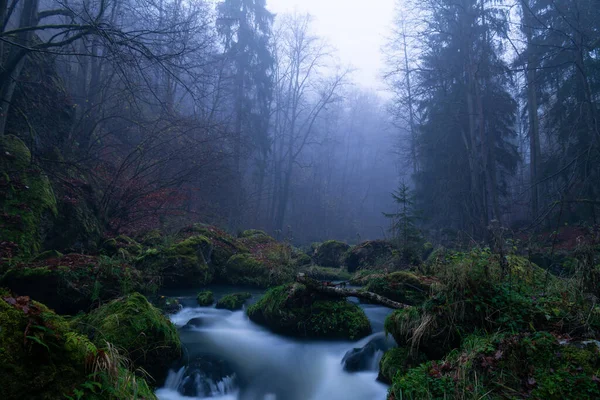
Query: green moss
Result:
<box><xmin>197</xmin><ymin>290</ymin><xmax>214</xmax><ymax>306</ymax></box>
<box><xmin>216</xmin><ymin>292</ymin><xmax>252</xmax><ymax>310</ymax></box>
<box><xmin>0</xmin><ymin>135</ymin><xmax>57</xmax><ymax>257</ymax></box>
<box><xmin>74</xmin><ymin>293</ymin><xmax>181</xmax><ymax>385</ymax></box>
<box><xmin>292</xmin><ymin>251</ymin><xmax>312</xmax><ymax>268</ymax></box>
<box><xmin>135</xmin><ymin>235</ymin><xmax>213</xmax><ymax>288</ymax></box>
<box><xmin>314</xmin><ymin>240</ymin><xmax>350</xmax><ymax>268</ymax></box>
<box><xmin>140</xmin><ymin>229</ymin><xmax>163</xmax><ymax>246</ymax></box>
<box><xmin>0</xmin><ymin>289</ymin><xmax>155</xmax><ymax>399</ymax></box>
<box><xmin>390</xmin><ymin>332</ymin><xmax>600</xmax><ymax>400</ymax></box>
<box><xmin>0</xmin><ymin>254</ymin><xmax>145</xmax><ymax>315</ymax></box>
<box><xmin>181</xmin><ymin>224</ymin><xmax>248</xmax><ymax>269</ymax></box>
<box><xmin>240</xmin><ymin>229</ymin><xmax>268</xmax><ymax>238</ymax></box>
<box><xmin>378</xmin><ymin>347</ymin><xmax>427</xmax><ymax>384</ymax></box>
<box><xmin>364</xmin><ymin>271</ymin><xmax>430</xmax><ymax>305</ymax></box>
<box><xmin>303</xmin><ymin>266</ymin><xmax>351</xmax><ymax>281</ymax></box>
<box><xmin>345</xmin><ymin>240</ymin><xmax>394</xmax><ymax>272</ymax></box>
<box><xmin>247</xmin><ymin>283</ymin><xmax>372</xmax><ymax>340</ymax></box>
<box><xmin>223</xmin><ymin>253</ymin><xmax>293</xmax><ymax>287</ymax></box>
<box><xmin>101</xmin><ymin>235</ymin><xmax>142</xmax><ymax>259</ymax></box>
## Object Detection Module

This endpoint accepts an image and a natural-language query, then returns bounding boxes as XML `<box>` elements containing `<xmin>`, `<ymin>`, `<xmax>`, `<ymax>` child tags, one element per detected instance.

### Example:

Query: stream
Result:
<box><xmin>155</xmin><ymin>287</ymin><xmax>394</xmax><ymax>400</ymax></box>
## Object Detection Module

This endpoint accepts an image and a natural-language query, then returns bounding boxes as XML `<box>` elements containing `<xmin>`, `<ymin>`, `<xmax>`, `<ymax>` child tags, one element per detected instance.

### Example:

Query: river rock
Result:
<box><xmin>180</xmin><ymin>355</ymin><xmax>237</xmax><ymax>397</ymax></box>
<box><xmin>342</xmin><ymin>335</ymin><xmax>395</xmax><ymax>372</ymax></box>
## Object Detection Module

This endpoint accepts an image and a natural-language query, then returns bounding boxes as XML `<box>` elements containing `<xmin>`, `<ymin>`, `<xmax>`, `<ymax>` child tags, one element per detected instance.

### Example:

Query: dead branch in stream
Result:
<box><xmin>296</xmin><ymin>274</ymin><xmax>411</xmax><ymax>310</ymax></box>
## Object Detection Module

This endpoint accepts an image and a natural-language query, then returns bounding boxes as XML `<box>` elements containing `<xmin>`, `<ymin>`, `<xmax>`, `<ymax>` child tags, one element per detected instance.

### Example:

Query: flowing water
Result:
<box><xmin>156</xmin><ymin>287</ymin><xmax>393</xmax><ymax>400</ymax></box>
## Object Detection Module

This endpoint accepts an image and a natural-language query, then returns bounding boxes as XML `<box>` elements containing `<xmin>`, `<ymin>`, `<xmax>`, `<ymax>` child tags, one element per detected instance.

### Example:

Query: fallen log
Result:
<box><xmin>296</xmin><ymin>274</ymin><xmax>410</xmax><ymax>310</ymax></box>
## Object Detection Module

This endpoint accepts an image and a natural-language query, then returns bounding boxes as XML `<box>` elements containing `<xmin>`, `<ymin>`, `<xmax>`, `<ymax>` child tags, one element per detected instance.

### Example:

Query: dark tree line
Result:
<box><xmin>387</xmin><ymin>0</ymin><xmax>600</xmax><ymax>239</ymax></box>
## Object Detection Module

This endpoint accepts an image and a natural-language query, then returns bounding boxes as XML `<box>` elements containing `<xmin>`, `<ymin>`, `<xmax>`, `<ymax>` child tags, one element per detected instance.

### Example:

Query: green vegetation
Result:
<box><xmin>314</xmin><ymin>240</ymin><xmax>350</xmax><ymax>268</ymax></box>
<box><xmin>0</xmin><ymin>254</ymin><xmax>144</xmax><ymax>315</ymax></box>
<box><xmin>0</xmin><ymin>289</ymin><xmax>155</xmax><ymax>400</ymax></box>
<box><xmin>382</xmin><ymin>247</ymin><xmax>600</xmax><ymax>399</ymax></box>
<box><xmin>136</xmin><ymin>235</ymin><xmax>213</xmax><ymax>288</ymax></box>
<box><xmin>345</xmin><ymin>240</ymin><xmax>394</xmax><ymax>272</ymax></box>
<box><xmin>215</xmin><ymin>292</ymin><xmax>252</xmax><ymax>310</ymax></box>
<box><xmin>74</xmin><ymin>293</ymin><xmax>181</xmax><ymax>384</ymax></box>
<box><xmin>363</xmin><ymin>271</ymin><xmax>430</xmax><ymax>305</ymax></box>
<box><xmin>303</xmin><ymin>265</ymin><xmax>352</xmax><ymax>281</ymax></box>
<box><xmin>197</xmin><ymin>290</ymin><xmax>214</xmax><ymax>306</ymax></box>
<box><xmin>0</xmin><ymin>135</ymin><xmax>57</xmax><ymax>258</ymax></box>
<box><xmin>223</xmin><ymin>253</ymin><xmax>294</xmax><ymax>287</ymax></box>
<box><xmin>247</xmin><ymin>283</ymin><xmax>372</xmax><ymax>340</ymax></box>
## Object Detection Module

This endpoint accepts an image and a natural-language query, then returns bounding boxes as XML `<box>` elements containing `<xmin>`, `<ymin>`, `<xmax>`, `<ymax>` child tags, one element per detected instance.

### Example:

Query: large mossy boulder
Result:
<box><xmin>75</xmin><ymin>292</ymin><xmax>181</xmax><ymax>385</ymax></box>
<box><xmin>215</xmin><ymin>292</ymin><xmax>252</xmax><ymax>310</ymax></box>
<box><xmin>223</xmin><ymin>253</ymin><xmax>294</xmax><ymax>287</ymax></box>
<box><xmin>197</xmin><ymin>290</ymin><xmax>214</xmax><ymax>306</ymax></box>
<box><xmin>180</xmin><ymin>224</ymin><xmax>248</xmax><ymax>270</ymax></box>
<box><xmin>0</xmin><ymin>289</ymin><xmax>155</xmax><ymax>400</ymax></box>
<box><xmin>314</xmin><ymin>240</ymin><xmax>350</xmax><ymax>268</ymax></box>
<box><xmin>0</xmin><ymin>254</ymin><xmax>143</xmax><ymax>315</ymax></box>
<box><xmin>247</xmin><ymin>283</ymin><xmax>372</xmax><ymax>340</ymax></box>
<box><xmin>0</xmin><ymin>135</ymin><xmax>57</xmax><ymax>258</ymax></box>
<box><xmin>345</xmin><ymin>240</ymin><xmax>394</xmax><ymax>272</ymax></box>
<box><xmin>136</xmin><ymin>235</ymin><xmax>213</xmax><ymax>288</ymax></box>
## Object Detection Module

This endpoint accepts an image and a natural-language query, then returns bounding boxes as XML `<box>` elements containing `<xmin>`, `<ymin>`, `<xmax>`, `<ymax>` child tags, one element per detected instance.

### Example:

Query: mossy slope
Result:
<box><xmin>75</xmin><ymin>292</ymin><xmax>181</xmax><ymax>385</ymax></box>
<box><xmin>0</xmin><ymin>135</ymin><xmax>57</xmax><ymax>258</ymax></box>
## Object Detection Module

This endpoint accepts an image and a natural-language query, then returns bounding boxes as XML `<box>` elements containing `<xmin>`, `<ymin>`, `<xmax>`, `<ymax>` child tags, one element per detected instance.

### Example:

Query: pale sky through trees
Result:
<box><xmin>266</xmin><ymin>0</ymin><xmax>396</xmax><ymax>92</ymax></box>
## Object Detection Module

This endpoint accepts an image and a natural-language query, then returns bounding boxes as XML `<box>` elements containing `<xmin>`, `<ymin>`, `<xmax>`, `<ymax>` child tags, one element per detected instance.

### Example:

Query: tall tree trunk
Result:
<box><xmin>521</xmin><ymin>0</ymin><xmax>541</xmax><ymax>220</ymax></box>
<box><xmin>0</xmin><ymin>0</ymin><xmax>39</xmax><ymax>136</ymax></box>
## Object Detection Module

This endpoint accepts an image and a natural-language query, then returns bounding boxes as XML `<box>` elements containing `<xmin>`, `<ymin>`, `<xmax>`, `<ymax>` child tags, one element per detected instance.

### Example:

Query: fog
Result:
<box><xmin>1</xmin><ymin>0</ymin><xmax>598</xmax><ymax>245</ymax></box>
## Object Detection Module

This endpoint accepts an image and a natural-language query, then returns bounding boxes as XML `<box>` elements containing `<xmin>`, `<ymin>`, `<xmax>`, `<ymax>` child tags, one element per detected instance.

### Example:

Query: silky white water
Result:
<box><xmin>155</xmin><ymin>294</ymin><xmax>392</xmax><ymax>400</ymax></box>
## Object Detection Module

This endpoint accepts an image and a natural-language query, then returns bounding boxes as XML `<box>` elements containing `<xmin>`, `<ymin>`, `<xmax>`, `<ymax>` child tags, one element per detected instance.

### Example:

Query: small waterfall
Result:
<box><xmin>369</xmin><ymin>349</ymin><xmax>385</xmax><ymax>371</ymax></box>
<box><xmin>160</xmin><ymin>365</ymin><xmax>237</xmax><ymax>398</ymax></box>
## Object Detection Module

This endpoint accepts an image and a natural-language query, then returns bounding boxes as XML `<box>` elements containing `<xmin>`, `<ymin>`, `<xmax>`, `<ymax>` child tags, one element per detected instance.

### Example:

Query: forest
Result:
<box><xmin>0</xmin><ymin>0</ymin><xmax>599</xmax><ymax>399</ymax></box>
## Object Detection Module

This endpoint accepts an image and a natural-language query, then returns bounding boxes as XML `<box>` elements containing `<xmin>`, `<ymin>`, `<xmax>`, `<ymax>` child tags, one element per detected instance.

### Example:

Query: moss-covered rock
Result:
<box><xmin>0</xmin><ymin>254</ymin><xmax>144</xmax><ymax>315</ymax></box>
<box><xmin>0</xmin><ymin>289</ymin><xmax>155</xmax><ymax>399</ymax></box>
<box><xmin>345</xmin><ymin>240</ymin><xmax>394</xmax><ymax>272</ymax></box>
<box><xmin>223</xmin><ymin>253</ymin><xmax>294</xmax><ymax>287</ymax></box>
<box><xmin>247</xmin><ymin>283</ymin><xmax>371</xmax><ymax>340</ymax></box>
<box><xmin>314</xmin><ymin>240</ymin><xmax>350</xmax><ymax>268</ymax></box>
<box><xmin>215</xmin><ymin>292</ymin><xmax>252</xmax><ymax>310</ymax></box>
<box><xmin>101</xmin><ymin>235</ymin><xmax>143</xmax><ymax>259</ymax></box>
<box><xmin>180</xmin><ymin>224</ymin><xmax>248</xmax><ymax>270</ymax></box>
<box><xmin>136</xmin><ymin>235</ymin><xmax>213</xmax><ymax>288</ymax></box>
<box><xmin>197</xmin><ymin>290</ymin><xmax>214</xmax><ymax>306</ymax></box>
<box><xmin>292</xmin><ymin>251</ymin><xmax>312</xmax><ymax>268</ymax></box>
<box><xmin>0</xmin><ymin>135</ymin><xmax>57</xmax><ymax>257</ymax></box>
<box><xmin>75</xmin><ymin>292</ymin><xmax>181</xmax><ymax>385</ymax></box>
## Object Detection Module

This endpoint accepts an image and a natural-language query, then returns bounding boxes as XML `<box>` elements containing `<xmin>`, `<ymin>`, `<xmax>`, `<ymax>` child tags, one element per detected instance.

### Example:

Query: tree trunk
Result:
<box><xmin>521</xmin><ymin>0</ymin><xmax>541</xmax><ymax>220</ymax></box>
<box><xmin>296</xmin><ymin>275</ymin><xmax>411</xmax><ymax>310</ymax></box>
<box><xmin>0</xmin><ymin>0</ymin><xmax>39</xmax><ymax>136</ymax></box>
